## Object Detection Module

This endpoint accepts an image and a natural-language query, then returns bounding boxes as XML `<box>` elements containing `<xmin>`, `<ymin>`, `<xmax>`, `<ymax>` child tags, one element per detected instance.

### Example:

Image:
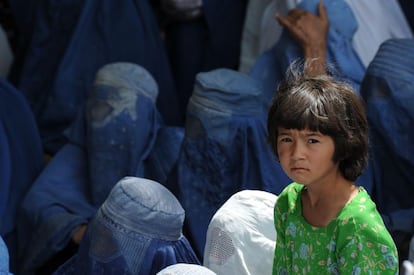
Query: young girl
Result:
<box><xmin>267</xmin><ymin>67</ymin><xmax>399</xmax><ymax>274</ymax></box>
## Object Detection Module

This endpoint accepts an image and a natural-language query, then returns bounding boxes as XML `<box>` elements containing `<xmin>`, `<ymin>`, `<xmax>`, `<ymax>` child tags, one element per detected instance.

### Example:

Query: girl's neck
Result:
<box><xmin>301</xmin><ymin>181</ymin><xmax>358</xmax><ymax>227</ymax></box>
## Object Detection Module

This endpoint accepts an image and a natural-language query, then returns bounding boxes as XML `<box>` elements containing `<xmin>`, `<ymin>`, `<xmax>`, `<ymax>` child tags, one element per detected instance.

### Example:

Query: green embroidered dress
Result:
<box><xmin>273</xmin><ymin>183</ymin><xmax>398</xmax><ymax>275</ymax></box>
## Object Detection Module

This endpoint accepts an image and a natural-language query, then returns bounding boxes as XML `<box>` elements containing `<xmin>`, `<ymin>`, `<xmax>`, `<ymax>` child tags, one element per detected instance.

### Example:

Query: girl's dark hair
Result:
<box><xmin>267</xmin><ymin>65</ymin><xmax>368</xmax><ymax>181</ymax></box>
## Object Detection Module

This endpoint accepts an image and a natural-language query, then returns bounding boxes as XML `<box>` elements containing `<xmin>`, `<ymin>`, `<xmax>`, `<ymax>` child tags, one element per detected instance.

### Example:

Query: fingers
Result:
<box><xmin>287</xmin><ymin>9</ymin><xmax>307</xmax><ymax>20</ymax></box>
<box><xmin>276</xmin><ymin>9</ymin><xmax>306</xmax><ymax>27</ymax></box>
<box><xmin>275</xmin><ymin>12</ymin><xmax>304</xmax><ymax>40</ymax></box>
<box><xmin>318</xmin><ymin>0</ymin><xmax>327</xmax><ymax>20</ymax></box>
<box><xmin>275</xmin><ymin>13</ymin><xmax>290</xmax><ymax>27</ymax></box>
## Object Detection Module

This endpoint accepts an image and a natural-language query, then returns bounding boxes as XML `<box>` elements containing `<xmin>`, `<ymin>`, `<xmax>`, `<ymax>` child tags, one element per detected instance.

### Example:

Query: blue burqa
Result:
<box><xmin>18</xmin><ymin>63</ymin><xmax>181</xmax><ymax>274</ymax></box>
<box><xmin>170</xmin><ymin>68</ymin><xmax>291</xmax><ymax>257</ymax></box>
<box><xmin>360</xmin><ymin>38</ymin><xmax>414</xmax><ymax>249</ymax></box>
<box><xmin>0</xmin><ymin>78</ymin><xmax>44</xmax><ymax>273</ymax></box>
<box><xmin>53</xmin><ymin>177</ymin><xmax>200</xmax><ymax>275</ymax></box>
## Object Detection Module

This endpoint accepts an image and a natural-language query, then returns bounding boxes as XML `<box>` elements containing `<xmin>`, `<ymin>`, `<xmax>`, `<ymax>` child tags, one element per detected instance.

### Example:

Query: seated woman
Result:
<box><xmin>360</xmin><ymin>38</ymin><xmax>414</xmax><ymax>261</ymax></box>
<box><xmin>17</xmin><ymin>62</ymin><xmax>183</xmax><ymax>274</ymax></box>
<box><xmin>168</xmin><ymin>67</ymin><xmax>290</xmax><ymax>257</ymax></box>
<box><xmin>204</xmin><ymin>190</ymin><xmax>278</xmax><ymax>275</ymax></box>
<box><xmin>53</xmin><ymin>176</ymin><xmax>199</xmax><ymax>274</ymax></box>
<box><xmin>0</xmin><ymin>77</ymin><xmax>44</xmax><ymax>273</ymax></box>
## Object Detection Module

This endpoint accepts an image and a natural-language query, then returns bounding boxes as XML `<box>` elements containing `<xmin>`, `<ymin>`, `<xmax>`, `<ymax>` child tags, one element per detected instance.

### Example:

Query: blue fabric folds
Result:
<box><xmin>53</xmin><ymin>176</ymin><xmax>200</xmax><ymax>275</ymax></box>
<box><xmin>0</xmin><ymin>78</ymin><xmax>44</xmax><ymax>272</ymax></box>
<box><xmin>360</xmin><ymin>38</ymin><xmax>414</xmax><ymax>235</ymax></box>
<box><xmin>171</xmin><ymin>68</ymin><xmax>291</xmax><ymax>256</ymax></box>
<box><xmin>249</xmin><ymin>0</ymin><xmax>365</xmax><ymax>104</ymax></box>
<box><xmin>164</xmin><ymin>0</ymin><xmax>247</xmax><ymax>117</ymax></box>
<box><xmin>18</xmin><ymin>63</ymin><xmax>182</xmax><ymax>274</ymax></box>
<box><xmin>18</xmin><ymin>0</ymin><xmax>181</xmax><ymax>154</ymax></box>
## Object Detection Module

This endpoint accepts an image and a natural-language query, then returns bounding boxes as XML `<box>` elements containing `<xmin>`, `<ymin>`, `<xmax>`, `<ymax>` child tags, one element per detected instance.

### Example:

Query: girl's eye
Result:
<box><xmin>308</xmin><ymin>139</ymin><xmax>319</xmax><ymax>144</ymax></box>
<box><xmin>279</xmin><ymin>137</ymin><xmax>292</xmax><ymax>143</ymax></box>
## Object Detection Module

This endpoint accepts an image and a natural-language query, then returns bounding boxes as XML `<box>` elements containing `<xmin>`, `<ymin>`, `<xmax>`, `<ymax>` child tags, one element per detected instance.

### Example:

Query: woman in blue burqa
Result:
<box><xmin>0</xmin><ymin>77</ymin><xmax>44</xmax><ymax>273</ymax></box>
<box><xmin>166</xmin><ymin>68</ymin><xmax>291</xmax><ymax>257</ymax></box>
<box><xmin>17</xmin><ymin>62</ymin><xmax>184</xmax><ymax>274</ymax></box>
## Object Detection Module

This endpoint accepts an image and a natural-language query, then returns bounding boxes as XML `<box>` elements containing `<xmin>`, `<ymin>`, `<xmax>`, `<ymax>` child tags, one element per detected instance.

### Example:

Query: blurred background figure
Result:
<box><xmin>153</xmin><ymin>0</ymin><xmax>248</xmax><ymax>120</ymax></box>
<box><xmin>204</xmin><ymin>190</ymin><xmax>277</xmax><ymax>275</ymax></box>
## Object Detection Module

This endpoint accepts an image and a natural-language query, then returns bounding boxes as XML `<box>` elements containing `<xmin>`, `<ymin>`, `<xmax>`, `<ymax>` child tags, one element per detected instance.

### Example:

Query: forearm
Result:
<box><xmin>303</xmin><ymin>44</ymin><xmax>327</xmax><ymax>76</ymax></box>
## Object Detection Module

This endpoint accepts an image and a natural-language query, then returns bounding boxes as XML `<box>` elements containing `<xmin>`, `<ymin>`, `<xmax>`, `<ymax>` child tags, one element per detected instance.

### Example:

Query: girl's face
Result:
<box><xmin>276</xmin><ymin>127</ymin><xmax>339</xmax><ymax>187</ymax></box>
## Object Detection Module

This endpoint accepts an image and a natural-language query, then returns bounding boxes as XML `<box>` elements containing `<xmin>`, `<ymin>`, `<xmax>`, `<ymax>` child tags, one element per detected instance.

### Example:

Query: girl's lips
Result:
<box><xmin>291</xmin><ymin>167</ymin><xmax>308</xmax><ymax>172</ymax></box>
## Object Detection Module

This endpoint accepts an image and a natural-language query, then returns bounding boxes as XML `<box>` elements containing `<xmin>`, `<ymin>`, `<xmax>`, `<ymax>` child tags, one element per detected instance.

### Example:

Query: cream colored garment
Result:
<box><xmin>258</xmin><ymin>0</ymin><xmax>300</xmax><ymax>54</ymax></box>
<box><xmin>345</xmin><ymin>0</ymin><xmax>413</xmax><ymax>67</ymax></box>
<box><xmin>239</xmin><ymin>0</ymin><xmax>299</xmax><ymax>73</ymax></box>
<box><xmin>203</xmin><ymin>190</ymin><xmax>278</xmax><ymax>275</ymax></box>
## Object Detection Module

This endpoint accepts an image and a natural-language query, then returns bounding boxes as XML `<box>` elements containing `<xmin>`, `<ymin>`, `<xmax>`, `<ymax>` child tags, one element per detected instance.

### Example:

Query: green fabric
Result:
<box><xmin>273</xmin><ymin>182</ymin><xmax>398</xmax><ymax>275</ymax></box>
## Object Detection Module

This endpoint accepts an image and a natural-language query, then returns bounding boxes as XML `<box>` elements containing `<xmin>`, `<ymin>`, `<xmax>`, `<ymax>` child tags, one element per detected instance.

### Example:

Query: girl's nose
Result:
<box><xmin>291</xmin><ymin>141</ymin><xmax>305</xmax><ymax>160</ymax></box>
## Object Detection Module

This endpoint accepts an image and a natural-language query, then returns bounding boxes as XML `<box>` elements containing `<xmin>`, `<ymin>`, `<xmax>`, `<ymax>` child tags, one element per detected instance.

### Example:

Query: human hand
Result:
<box><xmin>276</xmin><ymin>0</ymin><xmax>328</xmax><ymax>75</ymax></box>
<box><xmin>71</xmin><ymin>224</ymin><xmax>88</xmax><ymax>245</ymax></box>
<box><xmin>276</xmin><ymin>0</ymin><xmax>328</xmax><ymax>52</ymax></box>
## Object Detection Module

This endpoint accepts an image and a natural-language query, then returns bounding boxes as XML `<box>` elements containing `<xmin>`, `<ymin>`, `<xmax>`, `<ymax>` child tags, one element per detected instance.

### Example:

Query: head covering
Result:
<box><xmin>171</xmin><ymin>68</ymin><xmax>290</xmax><ymax>256</ymax></box>
<box><xmin>157</xmin><ymin>263</ymin><xmax>216</xmax><ymax>275</ymax></box>
<box><xmin>54</xmin><ymin>176</ymin><xmax>199</xmax><ymax>275</ymax></box>
<box><xmin>85</xmin><ymin>62</ymin><xmax>160</xmax><ymax>206</ymax></box>
<box><xmin>18</xmin><ymin>63</ymin><xmax>165</xmax><ymax>274</ymax></box>
<box><xmin>204</xmin><ymin>190</ymin><xmax>277</xmax><ymax>275</ymax></box>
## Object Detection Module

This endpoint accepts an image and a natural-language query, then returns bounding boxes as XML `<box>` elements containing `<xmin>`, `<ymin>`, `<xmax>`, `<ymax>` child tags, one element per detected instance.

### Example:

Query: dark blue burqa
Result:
<box><xmin>17</xmin><ymin>63</ymin><xmax>183</xmax><ymax>274</ymax></box>
<box><xmin>169</xmin><ymin>68</ymin><xmax>291</xmax><ymax>257</ymax></box>
<box><xmin>53</xmin><ymin>177</ymin><xmax>200</xmax><ymax>275</ymax></box>
<box><xmin>0</xmin><ymin>78</ymin><xmax>44</xmax><ymax>273</ymax></box>
<box><xmin>360</xmin><ymin>38</ymin><xmax>414</xmax><ymax>247</ymax></box>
